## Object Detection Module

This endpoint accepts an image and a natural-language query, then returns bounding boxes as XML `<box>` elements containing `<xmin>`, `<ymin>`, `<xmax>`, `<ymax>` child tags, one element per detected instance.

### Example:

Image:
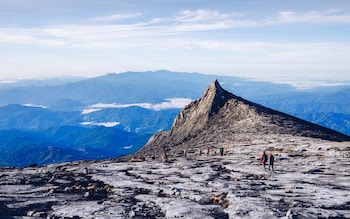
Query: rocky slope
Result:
<box><xmin>137</xmin><ymin>80</ymin><xmax>350</xmax><ymax>159</ymax></box>
<box><xmin>0</xmin><ymin>137</ymin><xmax>349</xmax><ymax>218</ymax></box>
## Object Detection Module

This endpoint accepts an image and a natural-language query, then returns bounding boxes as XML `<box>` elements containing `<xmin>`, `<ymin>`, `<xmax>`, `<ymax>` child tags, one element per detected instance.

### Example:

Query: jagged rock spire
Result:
<box><xmin>201</xmin><ymin>80</ymin><xmax>228</xmax><ymax>116</ymax></box>
<box><xmin>170</xmin><ymin>80</ymin><xmax>231</xmax><ymax>136</ymax></box>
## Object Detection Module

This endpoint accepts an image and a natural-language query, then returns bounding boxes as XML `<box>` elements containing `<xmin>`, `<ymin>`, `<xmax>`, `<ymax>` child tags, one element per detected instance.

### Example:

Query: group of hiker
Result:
<box><xmin>260</xmin><ymin>150</ymin><xmax>274</xmax><ymax>171</ymax></box>
<box><xmin>199</xmin><ymin>146</ymin><xmax>275</xmax><ymax>171</ymax></box>
<box><xmin>158</xmin><ymin>143</ymin><xmax>275</xmax><ymax>171</ymax></box>
<box><xmin>198</xmin><ymin>145</ymin><xmax>228</xmax><ymax>157</ymax></box>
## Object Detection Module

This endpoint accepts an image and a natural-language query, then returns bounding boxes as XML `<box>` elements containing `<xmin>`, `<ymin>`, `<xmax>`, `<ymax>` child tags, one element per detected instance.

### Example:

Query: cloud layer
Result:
<box><xmin>81</xmin><ymin>98</ymin><xmax>193</xmax><ymax>115</ymax></box>
<box><xmin>1</xmin><ymin>9</ymin><xmax>349</xmax><ymax>49</ymax></box>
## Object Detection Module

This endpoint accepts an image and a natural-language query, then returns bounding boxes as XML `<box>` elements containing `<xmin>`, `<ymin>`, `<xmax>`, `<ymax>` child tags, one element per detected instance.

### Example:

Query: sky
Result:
<box><xmin>0</xmin><ymin>0</ymin><xmax>349</xmax><ymax>86</ymax></box>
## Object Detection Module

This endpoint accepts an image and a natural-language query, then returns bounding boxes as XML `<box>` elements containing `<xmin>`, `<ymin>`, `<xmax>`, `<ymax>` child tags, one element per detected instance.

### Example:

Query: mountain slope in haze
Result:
<box><xmin>138</xmin><ymin>80</ymin><xmax>350</xmax><ymax>158</ymax></box>
<box><xmin>0</xmin><ymin>126</ymin><xmax>152</xmax><ymax>167</ymax></box>
<box><xmin>0</xmin><ymin>70</ymin><xmax>294</xmax><ymax>107</ymax></box>
<box><xmin>0</xmin><ymin>130</ymin><xmax>85</xmax><ymax>167</ymax></box>
<box><xmin>0</xmin><ymin>104</ymin><xmax>81</xmax><ymax>130</ymax></box>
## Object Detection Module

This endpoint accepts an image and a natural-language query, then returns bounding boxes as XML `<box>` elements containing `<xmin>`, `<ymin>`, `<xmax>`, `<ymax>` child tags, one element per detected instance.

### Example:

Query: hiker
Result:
<box><xmin>220</xmin><ymin>147</ymin><xmax>224</xmax><ymax>156</ymax></box>
<box><xmin>161</xmin><ymin>153</ymin><xmax>168</xmax><ymax>162</ymax></box>
<box><xmin>206</xmin><ymin>147</ymin><xmax>210</xmax><ymax>156</ymax></box>
<box><xmin>162</xmin><ymin>145</ymin><xmax>168</xmax><ymax>162</ymax></box>
<box><xmin>225</xmin><ymin>143</ymin><xmax>229</xmax><ymax>154</ymax></box>
<box><xmin>269</xmin><ymin>153</ymin><xmax>275</xmax><ymax>171</ymax></box>
<box><xmin>260</xmin><ymin>151</ymin><xmax>268</xmax><ymax>169</ymax></box>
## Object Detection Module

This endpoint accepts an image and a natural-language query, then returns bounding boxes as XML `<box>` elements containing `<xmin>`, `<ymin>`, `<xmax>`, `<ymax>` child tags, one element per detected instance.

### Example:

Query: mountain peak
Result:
<box><xmin>137</xmin><ymin>81</ymin><xmax>350</xmax><ymax>159</ymax></box>
<box><xmin>208</xmin><ymin>79</ymin><xmax>225</xmax><ymax>94</ymax></box>
<box><xmin>204</xmin><ymin>80</ymin><xmax>227</xmax><ymax>99</ymax></box>
<box><xmin>200</xmin><ymin>80</ymin><xmax>233</xmax><ymax>117</ymax></box>
<box><xmin>167</xmin><ymin>80</ymin><xmax>234</xmax><ymax>140</ymax></box>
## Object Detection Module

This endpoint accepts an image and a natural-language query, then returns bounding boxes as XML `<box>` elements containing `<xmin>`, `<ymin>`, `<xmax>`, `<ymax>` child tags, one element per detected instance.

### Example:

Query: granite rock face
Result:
<box><xmin>138</xmin><ymin>80</ymin><xmax>350</xmax><ymax>159</ymax></box>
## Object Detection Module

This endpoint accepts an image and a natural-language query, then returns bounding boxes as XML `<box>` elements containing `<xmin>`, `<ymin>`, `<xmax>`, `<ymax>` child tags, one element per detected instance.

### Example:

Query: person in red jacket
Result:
<box><xmin>260</xmin><ymin>151</ymin><xmax>268</xmax><ymax>169</ymax></box>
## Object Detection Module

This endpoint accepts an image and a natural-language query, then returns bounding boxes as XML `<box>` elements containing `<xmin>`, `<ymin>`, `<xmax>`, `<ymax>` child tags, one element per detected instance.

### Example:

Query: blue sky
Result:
<box><xmin>0</xmin><ymin>0</ymin><xmax>349</xmax><ymax>86</ymax></box>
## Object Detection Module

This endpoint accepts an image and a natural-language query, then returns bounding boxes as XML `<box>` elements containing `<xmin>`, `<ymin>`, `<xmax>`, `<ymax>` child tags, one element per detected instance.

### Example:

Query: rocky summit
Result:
<box><xmin>0</xmin><ymin>80</ymin><xmax>350</xmax><ymax>218</ymax></box>
<box><xmin>137</xmin><ymin>80</ymin><xmax>350</xmax><ymax>159</ymax></box>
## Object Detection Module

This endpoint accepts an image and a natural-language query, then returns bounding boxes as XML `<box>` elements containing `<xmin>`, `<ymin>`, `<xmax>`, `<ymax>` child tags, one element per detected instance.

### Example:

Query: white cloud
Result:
<box><xmin>193</xmin><ymin>40</ymin><xmax>267</xmax><ymax>51</ymax></box>
<box><xmin>81</xmin><ymin>108</ymin><xmax>102</xmax><ymax>114</ymax></box>
<box><xmin>80</xmin><ymin>121</ymin><xmax>120</xmax><ymax>127</ymax></box>
<box><xmin>2</xmin><ymin>8</ymin><xmax>348</xmax><ymax>50</ymax></box>
<box><xmin>22</xmin><ymin>103</ymin><xmax>48</xmax><ymax>109</ymax></box>
<box><xmin>151</xmin><ymin>98</ymin><xmax>194</xmax><ymax>110</ymax></box>
<box><xmin>175</xmin><ymin>9</ymin><xmax>243</xmax><ymax>23</ymax></box>
<box><xmin>0</xmin><ymin>29</ymin><xmax>66</xmax><ymax>48</ymax></box>
<box><xmin>266</xmin><ymin>9</ymin><xmax>350</xmax><ymax>24</ymax></box>
<box><xmin>91</xmin><ymin>13</ymin><xmax>142</xmax><ymax>22</ymax></box>
<box><xmin>172</xmin><ymin>9</ymin><xmax>256</xmax><ymax>31</ymax></box>
<box><xmin>0</xmin><ymin>80</ymin><xmax>17</xmax><ymax>84</ymax></box>
<box><xmin>0</xmin><ymin>9</ymin><xmax>257</xmax><ymax>49</ymax></box>
<box><xmin>81</xmin><ymin>98</ymin><xmax>193</xmax><ymax>114</ymax></box>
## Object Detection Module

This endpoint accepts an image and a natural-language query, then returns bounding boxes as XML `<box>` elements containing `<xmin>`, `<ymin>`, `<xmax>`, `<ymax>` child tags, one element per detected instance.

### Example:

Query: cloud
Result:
<box><xmin>3</xmin><ymin>8</ymin><xmax>348</xmax><ymax>50</ymax></box>
<box><xmin>175</xmin><ymin>9</ymin><xmax>243</xmax><ymax>23</ymax></box>
<box><xmin>266</xmin><ymin>9</ymin><xmax>350</xmax><ymax>24</ymax></box>
<box><xmin>193</xmin><ymin>40</ymin><xmax>267</xmax><ymax>51</ymax></box>
<box><xmin>0</xmin><ymin>9</ymin><xmax>257</xmax><ymax>49</ymax></box>
<box><xmin>81</xmin><ymin>98</ymin><xmax>193</xmax><ymax>114</ymax></box>
<box><xmin>0</xmin><ymin>28</ymin><xmax>66</xmax><ymax>48</ymax></box>
<box><xmin>172</xmin><ymin>9</ymin><xmax>256</xmax><ymax>31</ymax></box>
<box><xmin>0</xmin><ymin>80</ymin><xmax>17</xmax><ymax>84</ymax></box>
<box><xmin>151</xmin><ymin>98</ymin><xmax>194</xmax><ymax>110</ymax></box>
<box><xmin>80</xmin><ymin>121</ymin><xmax>120</xmax><ymax>127</ymax></box>
<box><xmin>22</xmin><ymin>103</ymin><xmax>48</xmax><ymax>109</ymax></box>
<box><xmin>1</xmin><ymin>8</ymin><xmax>349</xmax><ymax>50</ymax></box>
<box><xmin>81</xmin><ymin>108</ymin><xmax>102</xmax><ymax>114</ymax></box>
<box><xmin>90</xmin><ymin>13</ymin><xmax>142</xmax><ymax>22</ymax></box>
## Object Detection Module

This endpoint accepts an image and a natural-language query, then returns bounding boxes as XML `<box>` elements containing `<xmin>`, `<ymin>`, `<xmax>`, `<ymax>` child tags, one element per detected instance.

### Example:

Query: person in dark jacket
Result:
<box><xmin>219</xmin><ymin>147</ymin><xmax>224</xmax><ymax>156</ymax></box>
<box><xmin>269</xmin><ymin>153</ymin><xmax>275</xmax><ymax>171</ymax></box>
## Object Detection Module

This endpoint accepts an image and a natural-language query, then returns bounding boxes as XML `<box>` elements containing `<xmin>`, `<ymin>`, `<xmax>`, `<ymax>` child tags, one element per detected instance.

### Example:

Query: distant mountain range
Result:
<box><xmin>0</xmin><ymin>70</ymin><xmax>349</xmax><ymax>166</ymax></box>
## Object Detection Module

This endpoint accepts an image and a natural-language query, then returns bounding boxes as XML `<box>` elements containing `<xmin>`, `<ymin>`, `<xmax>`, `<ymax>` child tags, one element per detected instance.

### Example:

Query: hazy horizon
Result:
<box><xmin>1</xmin><ymin>70</ymin><xmax>349</xmax><ymax>89</ymax></box>
<box><xmin>1</xmin><ymin>0</ymin><xmax>349</xmax><ymax>85</ymax></box>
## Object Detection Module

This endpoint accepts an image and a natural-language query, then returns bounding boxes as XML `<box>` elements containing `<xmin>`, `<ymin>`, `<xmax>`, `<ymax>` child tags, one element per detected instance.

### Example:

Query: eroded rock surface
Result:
<box><xmin>0</xmin><ymin>137</ymin><xmax>349</xmax><ymax>218</ymax></box>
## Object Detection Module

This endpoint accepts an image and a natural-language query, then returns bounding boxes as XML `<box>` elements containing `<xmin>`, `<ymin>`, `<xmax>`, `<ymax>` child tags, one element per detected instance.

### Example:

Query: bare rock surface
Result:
<box><xmin>0</xmin><ymin>137</ymin><xmax>349</xmax><ymax>218</ymax></box>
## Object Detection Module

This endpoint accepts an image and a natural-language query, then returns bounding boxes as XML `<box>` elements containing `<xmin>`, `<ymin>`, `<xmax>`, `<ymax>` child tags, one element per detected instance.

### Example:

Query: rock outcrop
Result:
<box><xmin>137</xmin><ymin>80</ymin><xmax>350</xmax><ymax>158</ymax></box>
